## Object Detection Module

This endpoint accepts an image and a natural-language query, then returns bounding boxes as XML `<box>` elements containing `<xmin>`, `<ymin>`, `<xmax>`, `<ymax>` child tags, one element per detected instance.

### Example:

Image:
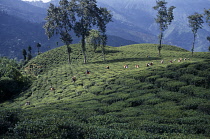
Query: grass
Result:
<box><xmin>1</xmin><ymin>43</ymin><xmax>210</xmax><ymax>138</ymax></box>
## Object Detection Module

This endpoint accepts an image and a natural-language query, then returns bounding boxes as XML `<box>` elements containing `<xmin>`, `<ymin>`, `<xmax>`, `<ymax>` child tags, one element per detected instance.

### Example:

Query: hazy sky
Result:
<box><xmin>22</xmin><ymin>0</ymin><xmax>51</xmax><ymax>3</ymax></box>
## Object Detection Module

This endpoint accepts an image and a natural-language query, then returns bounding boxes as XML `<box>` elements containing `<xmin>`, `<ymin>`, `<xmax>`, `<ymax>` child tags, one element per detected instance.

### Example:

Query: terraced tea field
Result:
<box><xmin>1</xmin><ymin>44</ymin><xmax>210</xmax><ymax>138</ymax></box>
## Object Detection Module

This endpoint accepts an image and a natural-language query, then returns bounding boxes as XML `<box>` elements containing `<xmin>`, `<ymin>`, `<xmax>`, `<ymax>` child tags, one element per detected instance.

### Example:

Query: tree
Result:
<box><xmin>27</xmin><ymin>45</ymin><xmax>32</xmax><ymax>61</ymax></box>
<box><xmin>22</xmin><ymin>49</ymin><xmax>27</xmax><ymax>61</ymax></box>
<box><xmin>44</xmin><ymin>0</ymin><xmax>75</xmax><ymax>64</ymax></box>
<box><xmin>188</xmin><ymin>13</ymin><xmax>204</xmax><ymax>56</ymax></box>
<box><xmin>60</xmin><ymin>31</ymin><xmax>72</xmax><ymax>64</ymax></box>
<box><xmin>36</xmin><ymin>43</ymin><xmax>41</xmax><ymax>55</ymax></box>
<box><xmin>204</xmin><ymin>9</ymin><xmax>210</xmax><ymax>26</ymax></box>
<box><xmin>86</xmin><ymin>29</ymin><xmax>101</xmax><ymax>52</ymax></box>
<box><xmin>44</xmin><ymin>0</ymin><xmax>112</xmax><ymax>64</ymax></box>
<box><xmin>73</xmin><ymin>0</ymin><xmax>112</xmax><ymax>63</ymax></box>
<box><xmin>0</xmin><ymin>57</ymin><xmax>29</xmax><ymax>102</ymax></box>
<box><xmin>207</xmin><ymin>36</ymin><xmax>210</xmax><ymax>52</ymax></box>
<box><xmin>97</xmin><ymin>7</ymin><xmax>112</xmax><ymax>61</ymax></box>
<box><xmin>204</xmin><ymin>9</ymin><xmax>210</xmax><ymax>52</ymax></box>
<box><xmin>153</xmin><ymin>0</ymin><xmax>175</xmax><ymax>57</ymax></box>
<box><xmin>28</xmin><ymin>45</ymin><xmax>32</xmax><ymax>54</ymax></box>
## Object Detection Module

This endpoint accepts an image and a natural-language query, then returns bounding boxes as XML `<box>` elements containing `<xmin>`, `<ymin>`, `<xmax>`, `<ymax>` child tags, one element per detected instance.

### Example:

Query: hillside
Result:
<box><xmin>0</xmin><ymin>0</ymin><xmax>46</xmax><ymax>23</ymax></box>
<box><xmin>0</xmin><ymin>0</ymin><xmax>137</xmax><ymax>59</ymax></box>
<box><xmin>0</xmin><ymin>11</ymin><xmax>63</xmax><ymax>59</ymax></box>
<box><xmin>0</xmin><ymin>11</ymin><xmax>136</xmax><ymax>59</ymax></box>
<box><xmin>1</xmin><ymin>44</ymin><xmax>210</xmax><ymax>138</ymax></box>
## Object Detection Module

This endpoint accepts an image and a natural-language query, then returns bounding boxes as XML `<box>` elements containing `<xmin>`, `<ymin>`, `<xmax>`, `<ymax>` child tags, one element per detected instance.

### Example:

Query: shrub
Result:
<box><xmin>180</xmin><ymin>97</ymin><xmax>207</xmax><ymax>110</ymax></box>
<box><xmin>141</xmin><ymin>83</ymin><xmax>154</xmax><ymax>90</ymax></box>
<box><xmin>193</xmin><ymin>87</ymin><xmax>210</xmax><ymax>99</ymax></box>
<box><xmin>162</xmin><ymin>71</ymin><xmax>180</xmax><ymax>79</ymax></box>
<box><xmin>145</xmin><ymin>75</ymin><xmax>160</xmax><ymax>84</ymax></box>
<box><xmin>0</xmin><ymin>109</ymin><xmax>20</xmax><ymax>136</ymax></box>
<box><xmin>155</xmin><ymin>78</ymin><xmax>171</xmax><ymax>88</ymax></box>
<box><xmin>126</xmin><ymin>96</ymin><xmax>145</xmax><ymax>107</ymax></box>
<box><xmin>144</xmin><ymin>98</ymin><xmax>163</xmax><ymax>105</ymax></box>
<box><xmin>163</xmin><ymin>81</ymin><xmax>186</xmax><ymax>92</ymax></box>
<box><xmin>179</xmin><ymin>85</ymin><xmax>210</xmax><ymax>99</ymax></box>
<box><xmin>185</xmin><ymin>65</ymin><xmax>198</xmax><ymax>75</ymax></box>
<box><xmin>0</xmin><ymin>77</ymin><xmax>19</xmax><ymax>102</ymax></box>
<box><xmin>89</xmin><ymin>86</ymin><xmax>104</xmax><ymax>95</ymax></box>
<box><xmin>198</xmin><ymin>102</ymin><xmax>210</xmax><ymax>114</ymax></box>
<box><xmin>157</xmin><ymin>91</ymin><xmax>186</xmax><ymax>102</ymax></box>
<box><xmin>100</xmin><ymin>94</ymin><xmax>126</xmax><ymax>105</ymax></box>
<box><xmin>190</xmin><ymin>76</ymin><xmax>206</xmax><ymax>87</ymax></box>
<box><xmin>87</xmin><ymin>115</ymin><xmax>119</xmax><ymax>125</ymax></box>
<box><xmin>179</xmin><ymin>74</ymin><xmax>195</xmax><ymax>85</ymax></box>
<box><xmin>179</xmin><ymin>85</ymin><xmax>195</xmax><ymax>95</ymax></box>
<box><xmin>133</xmin><ymin>72</ymin><xmax>151</xmax><ymax>82</ymax></box>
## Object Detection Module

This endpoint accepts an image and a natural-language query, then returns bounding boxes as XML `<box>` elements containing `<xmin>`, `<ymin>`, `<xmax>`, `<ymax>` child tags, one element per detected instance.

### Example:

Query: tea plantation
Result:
<box><xmin>1</xmin><ymin>44</ymin><xmax>210</xmax><ymax>138</ymax></box>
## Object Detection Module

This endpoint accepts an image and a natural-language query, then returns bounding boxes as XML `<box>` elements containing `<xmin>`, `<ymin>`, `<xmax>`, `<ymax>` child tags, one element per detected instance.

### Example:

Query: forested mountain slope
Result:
<box><xmin>0</xmin><ymin>11</ymin><xmax>61</xmax><ymax>58</ymax></box>
<box><xmin>26</xmin><ymin>0</ymin><xmax>210</xmax><ymax>51</ymax></box>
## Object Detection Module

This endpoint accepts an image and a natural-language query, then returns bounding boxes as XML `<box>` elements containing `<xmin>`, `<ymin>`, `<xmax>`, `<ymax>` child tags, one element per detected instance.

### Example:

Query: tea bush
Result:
<box><xmin>1</xmin><ymin>44</ymin><xmax>210</xmax><ymax>138</ymax></box>
<box><xmin>163</xmin><ymin>81</ymin><xmax>186</xmax><ymax>92</ymax></box>
<box><xmin>180</xmin><ymin>97</ymin><xmax>207</xmax><ymax>110</ymax></box>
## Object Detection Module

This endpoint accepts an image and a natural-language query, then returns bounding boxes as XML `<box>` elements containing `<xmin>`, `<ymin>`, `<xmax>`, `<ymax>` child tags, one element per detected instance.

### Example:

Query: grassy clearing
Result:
<box><xmin>1</xmin><ymin>43</ymin><xmax>210</xmax><ymax>138</ymax></box>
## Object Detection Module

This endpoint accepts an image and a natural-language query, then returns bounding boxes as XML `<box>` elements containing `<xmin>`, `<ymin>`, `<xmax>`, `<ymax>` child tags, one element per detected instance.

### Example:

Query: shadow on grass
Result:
<box><xmin>95</xmin><ymin>50</ymin><xmax>121</xmax><ymax>54</ymax></box>
<box><xmin>91</xmin><ymin>57</ymin><xmax>161</xmax><ymax>64</ymax></box>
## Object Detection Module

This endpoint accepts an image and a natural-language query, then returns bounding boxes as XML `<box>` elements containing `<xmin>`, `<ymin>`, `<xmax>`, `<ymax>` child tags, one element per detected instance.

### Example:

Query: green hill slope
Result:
<box><xmin>1</xmin><ymin>44</ymin><xmax>210</xmax><ymax>138</ymax></box>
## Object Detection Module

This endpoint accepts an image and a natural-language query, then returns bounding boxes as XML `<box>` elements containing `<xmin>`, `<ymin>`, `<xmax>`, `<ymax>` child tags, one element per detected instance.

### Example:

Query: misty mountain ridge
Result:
<box><xmin>0</xmin><ymin>0</ymin><xmax>137</xmax><ymax>59</ymax></box>
<box><xmin>42</xmin><ymin>0</ymin><xmax>210</xmax><ymax>51</ymax></box>
<box><xmin>0</xmin><ymin>0</ymin><xmax>210</xmax><ymax>59</ymax></box>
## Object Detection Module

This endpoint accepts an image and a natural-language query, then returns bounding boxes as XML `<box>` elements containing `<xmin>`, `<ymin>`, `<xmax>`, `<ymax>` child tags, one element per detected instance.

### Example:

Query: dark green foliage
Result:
<box><xmin>204</xmin><ymin>9</ymin><xmax>210</xmax><ymax>26</ymax></box>
<box><xmin>22</xmin><ymin>49</ymin><xmax>27</xmax><ymax>61</ymax></box>
<box><xmin>0</xmin><ymin>57</ymin><xmax>30</xmax><ymax>102</ymax></box>
<box><xmin>0</xmin><ymin>109</ymin><xmax>20</xmax><ymax>137</ymax></box>
<box><xmin>36</xmin><ymin>43</ymin><xmax>41</xmax><ymax>54</ymax></box>
<box><xmin>0</xmin><ymin>77</ymin><xmax>19</xmax><ymax>101</ymax></box>
<box><xmin>155</xmin><ymin>77</ymin><xmax>171</xmax><ymax>88</ymax></box>
<box><xmin>153</xmin><ymin>0</ymin><xmax>175</xmax><ymax>56</ymax></box>
<box><xmin>188</xmin><ymin>13</ymin><xmax>204</xmax><ymax>56</ymax></box>
<box><xmin>44</xmin><ymin>0</ymin><xmax>112</xmax><ymax>64</ymax></box>
<box><xmin>198</xmin><ymin>102</ymin><xmax>210</xmax><ymax>114</ymax></box>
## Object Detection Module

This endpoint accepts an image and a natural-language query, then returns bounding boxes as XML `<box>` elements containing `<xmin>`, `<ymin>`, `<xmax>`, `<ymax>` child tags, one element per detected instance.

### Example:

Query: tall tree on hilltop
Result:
<box><xmin>28</xmin><ymin>45</ymin><xmax>32</xmax><ymax>54</ymax></box>
<box><xmin>204</xmin><ymin>9</ymin><xmax>210</xmax><ymax>26</ymax></box>
<box><xmin>86</xmin><ymin>29</ymin><xmax>101</xmax><ymax>52</ymax></box>
<box><xmin>22</xmin><ymin>49</ymin><xmax>27</xmax><ymax>61</ymax></box>
<box><xmin>61</xmin><ymin>31</ymin><xmax>72</xmax><ymax>64</ymax></box>
<box><xmin>44</xmin><ymin>0</ymin><xmax>112</xmax><ymax>64</ymax></box>
<box><xmin>204</xmin><ymin>9</ymin><xmax>210</xmax><ymax>52</ymax></box>
<box><xmin>36</xmin><ymin>43</ymin><xmax>41</xmax><ymax>55</ymax></box>
<box><xmin>73</xmin><ymin>0</ymin><xmax>112</xmax><ymax>63</ymax></box>
<box><xmin>188</xmin><ymin>13</ymin><xmax>204</xmax><ymax>56</ymax></box>
<box><xmin>27</xmin><ymin>45</ymin><xmax>32</xmax><ymax>61</ymax></box>
<box><xmin>97</xmin><ymin>7</ymin><xmax>112</xmax><ymax>61</ymax></box>
<box><xmin>207</xmin><ymin>36</ymin><xmax>210</xmax><ymax>52</ymax></box>
<box><xmin>44</xmin><ymin>0</ymin><xmax>75</xmax><ymax>64</ymax></box>
<box><xmin>153</xmin><ymin>0</ymin><xmax>175</xmax><ymax>57</ymax></box>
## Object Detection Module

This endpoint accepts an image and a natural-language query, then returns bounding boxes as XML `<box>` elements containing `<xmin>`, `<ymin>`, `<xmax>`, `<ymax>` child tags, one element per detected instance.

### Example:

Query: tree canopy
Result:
<box><xmin>44</xmin><ymin>0</ymin><xmax>112</xmax><ymax>64</ymax></box>
<box><xmin>153</xmin><ymin>0</ymin><xmax>175</xmax><ymax>56</ymax></box>
<box><xmin>188</xmin><ymin>13</ymin><xmax>204</xmax><ymax>56</ymax></box>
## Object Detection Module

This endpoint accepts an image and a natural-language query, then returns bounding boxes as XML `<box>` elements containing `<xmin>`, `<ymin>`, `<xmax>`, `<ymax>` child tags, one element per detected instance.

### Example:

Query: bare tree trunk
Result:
<box><xmin>68</xmin><ymin>53</ymin><xmax>71</xmax><ymax>64</ymax></box>
<box><xmin>192</xmin><ymin>34</ymin><xmax>196</xmax><ymax>56</ymax></box>
<box><xmin>102</xmin><ymin>46</ymin><xmax>106</xmax><ymax>61</ymax></box>
<box><xmin>158</xmin><ymin>37</ymin><xmax>162</xmax><ymax>57</ymax></box>
<box><xmin>66</xmin><ymin>45</ymin><xmax>71</xmax><ymax>64</ymax></box>
<box><xmin>158</xmin><ymin>32</ymin><xmax>163</xmax><ymax>57</ymax></box>
<box><xmin>81</xmin><ymin>34</ymin><xmax>87</xmax><ymax>64</ymax></box>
